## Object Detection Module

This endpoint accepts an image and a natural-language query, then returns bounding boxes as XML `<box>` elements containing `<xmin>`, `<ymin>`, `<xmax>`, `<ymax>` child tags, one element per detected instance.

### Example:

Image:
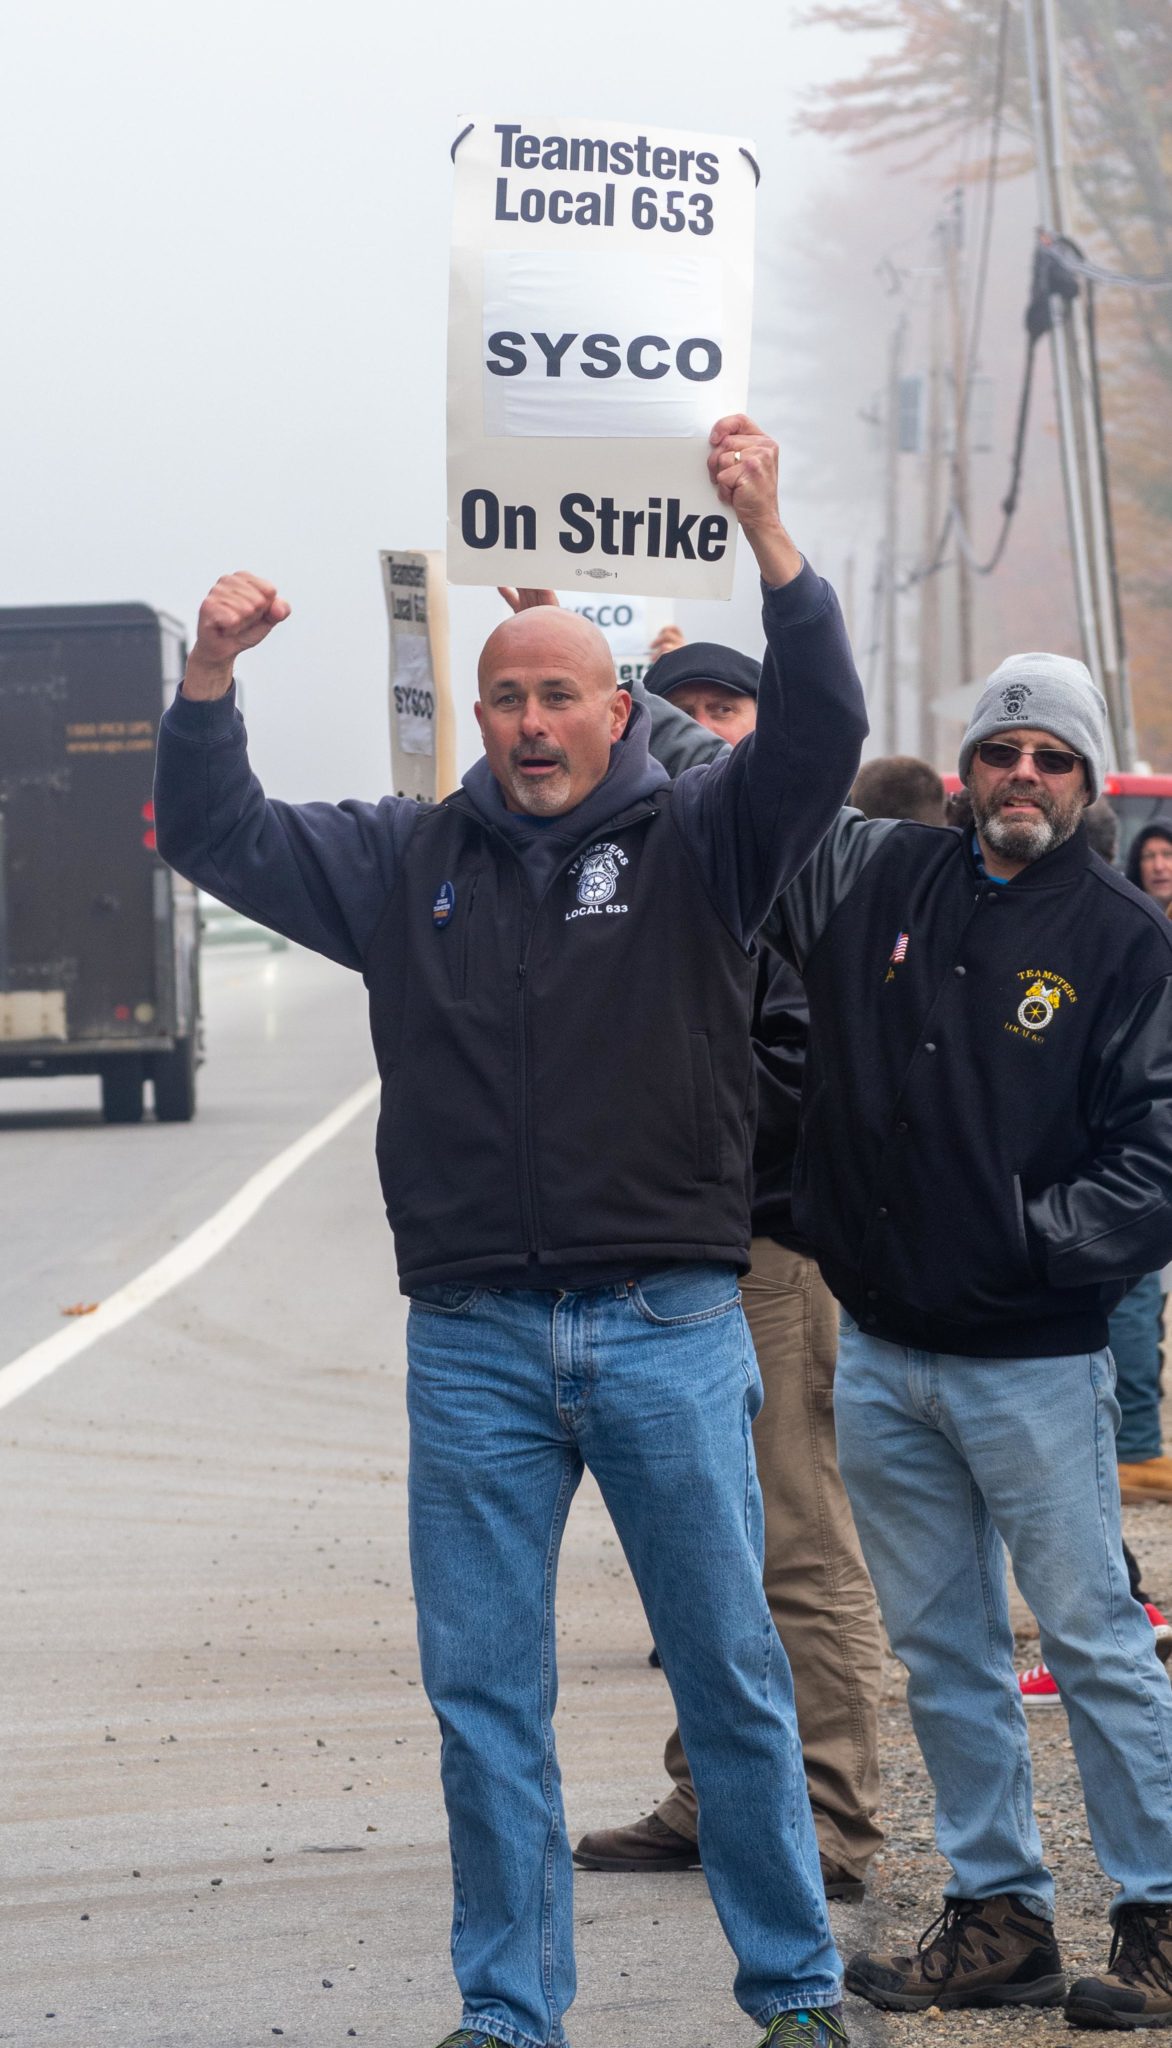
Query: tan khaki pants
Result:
<box><xmin>656</xmin><ymin>1237</ymin><xmax>885</xmax><ymax>1879</ymax></box>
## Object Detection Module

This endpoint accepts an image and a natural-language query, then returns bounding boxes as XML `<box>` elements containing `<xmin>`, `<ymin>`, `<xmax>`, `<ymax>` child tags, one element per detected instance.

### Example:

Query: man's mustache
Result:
<box><xmin>992</xmin><ymin>780</ymin><xmax>1055</xmax><ymax>817</ymax></box>
<box><xmin>510</xmin><ymin>744</ymin><xmax>570</xmax><ymax>770</ymax></box>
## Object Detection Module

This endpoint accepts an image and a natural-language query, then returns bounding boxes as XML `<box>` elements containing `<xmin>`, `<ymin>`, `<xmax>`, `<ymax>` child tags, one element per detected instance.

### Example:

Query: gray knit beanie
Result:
<box><xmin>958</xmin><ymin>652</ymin><xmax>1107</xmax><ymax>800</ymax></box>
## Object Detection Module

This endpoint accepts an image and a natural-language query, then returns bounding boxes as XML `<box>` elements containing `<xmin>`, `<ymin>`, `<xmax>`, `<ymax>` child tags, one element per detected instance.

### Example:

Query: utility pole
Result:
<box><xmin>881</xmin><ymin>316</ymin><xmax>907</xmax><ymax>753</ymax></box>
<box><xmin>944</xmin><ymin>190</ymin><xmax>976</xmax><ymax>720</ymax></box>
<box><xmin>1022</xmin><ymin>0</ymin><xmax>1136</xmax><ymax>765</ymax></box>
<box><xmin>918</xmin><ymin>226</ymin><xmax>946</xmax><ymax>761</ymax></box>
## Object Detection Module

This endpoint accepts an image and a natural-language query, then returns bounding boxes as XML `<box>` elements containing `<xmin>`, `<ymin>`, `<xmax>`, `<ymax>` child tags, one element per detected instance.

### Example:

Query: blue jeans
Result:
<box><xmin>834</xmin><ymin>1322</ymin><xmax>1172</xmax><ymax>1920</ymax></box>
<box><xmin>407</xmin><ymin>1267</ymin><xmax>841</xmax><ymax>2048</ymax></box>
<box><xmin>1110</xmin><ymin>1271</ymin><xmax>1166</xmax><ymax>1462</ymax></box>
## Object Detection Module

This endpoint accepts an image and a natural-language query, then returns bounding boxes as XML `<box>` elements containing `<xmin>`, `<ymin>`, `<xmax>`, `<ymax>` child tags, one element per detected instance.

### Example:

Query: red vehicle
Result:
<box><xmin>941</xmin><ymin>772</ymin><xmax>1172</xmax><ymax>865</ymax></box>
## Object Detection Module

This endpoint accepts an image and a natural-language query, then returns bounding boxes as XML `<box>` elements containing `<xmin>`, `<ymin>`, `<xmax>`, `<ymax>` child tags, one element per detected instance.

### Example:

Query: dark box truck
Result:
<box><xmin>0</xmin><ymin>602</ymin><xmax>200</xmax><ymax>1123</ymax></box>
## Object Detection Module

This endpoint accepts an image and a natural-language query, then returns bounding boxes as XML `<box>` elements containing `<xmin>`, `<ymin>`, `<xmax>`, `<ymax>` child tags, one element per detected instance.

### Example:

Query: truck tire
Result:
<box><xmin>101</xmin><ymin>1060</ymin><xmax>145</xmax><ymax>1124</ymax></box>
<box><xmin>152</xmin><ymin>1032</ymin><xmax>197</xmax><ymax>1122</ymax></box>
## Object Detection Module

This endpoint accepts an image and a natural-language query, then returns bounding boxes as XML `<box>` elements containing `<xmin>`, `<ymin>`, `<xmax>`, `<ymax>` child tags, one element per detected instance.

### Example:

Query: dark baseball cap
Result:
<box><xmin>644</xmin><ymin>641</ymin><xmax>762</xmax><ymax>703</ymax></box>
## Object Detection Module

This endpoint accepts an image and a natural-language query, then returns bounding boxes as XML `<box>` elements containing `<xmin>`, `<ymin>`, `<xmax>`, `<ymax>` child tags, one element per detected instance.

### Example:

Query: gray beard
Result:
<box><xmin>504</xmin><ymin>762</ymin><xmax>572</xmax><ymax>816</ymax></box>
<box><xmin>981</xmin><ymin>808</ymin><xmax>1062</xmax><ymax>863</ymax></box>
<box><xmin>972</xmin><ymin>785</ymin><xmax>1084</xmax><ymax>865</ymax></box>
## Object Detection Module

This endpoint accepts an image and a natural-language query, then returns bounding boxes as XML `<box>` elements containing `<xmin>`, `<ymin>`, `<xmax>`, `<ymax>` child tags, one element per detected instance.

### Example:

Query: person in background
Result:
<box><xmin>649</xmin><ymin>622</ymin><xmax>686</xmax><ymax>659</ymax></box>
<box><xmin>945</xmin><ymin>786</ymin><xmax>974</xmax><ymax>834</ymax></box>
<box><xmin>1128</xmin><ymin>820</ymin><xmax>1172</xmax><ymax>911</ymax></box>
<box><xmin>1097</xmin><ymin>817</ymin><xmax>1172</xmax><ymax>1508</ymax></box>
<box><xmin>1083</xmin><ymin>796</ymin><xmax>1120</xmax><ymax>865</ymax></box>
<box><xmin>571</xmin><ymin>640</ymin><xmax>885</xmax><ymax>1905</ymax></box>
<box><xmin>1008</xmin><ymin>786</ymin><xmax>1171</xmax><ymax>1696</ymax></box>
<box><xmin>850</xmin><ymin>756</ymin><xmax>948</xmax><ymax>827</ymax></box>
<box><xmin>643</xmin><ymin>639</ymin><xmax>761</xmax><ymax>746</ymax></box>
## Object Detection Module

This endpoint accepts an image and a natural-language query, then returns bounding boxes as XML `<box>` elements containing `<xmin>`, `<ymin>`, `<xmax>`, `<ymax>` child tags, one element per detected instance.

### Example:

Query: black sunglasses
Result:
<box><xmin>976</xmin><ymin>739</ymin><xmax>1083</xmax><ymax>778</ymax></box>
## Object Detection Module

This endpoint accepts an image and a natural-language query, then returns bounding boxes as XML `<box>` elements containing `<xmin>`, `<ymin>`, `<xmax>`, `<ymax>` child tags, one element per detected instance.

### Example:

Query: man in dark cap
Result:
<box><xmin>574</xmin><ymin>635</ymin><xmax>884</xmax><ymax>1904</ymax></box>
<box><xmin>645</xmin><ymin>639</ymin><xmax>763</xmax><ymax>746</ymax></box>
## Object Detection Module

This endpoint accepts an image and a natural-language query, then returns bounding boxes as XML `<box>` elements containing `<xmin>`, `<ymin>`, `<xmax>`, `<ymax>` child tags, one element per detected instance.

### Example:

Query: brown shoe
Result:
<box><xmin>845</xmin><ymin>1894</ymin><xmax>1065</xmax><ymax>2011</ymax></box>
<box><xmin>1119</xmin><ymin>1458</ymin><xmax>1172</xmax><ymax>1505</ymax></box>
<box><xmin>822</xmin><ymin>1861</ymin><xmax>866</xmax><ymax>1904</ymax></box>
<box><xmin>1065</xmin><ymin>1904</ymin><xmax>1172</xmax><ymax>2028</ymax></box>
<box><xmin>573</xmin><ymin>1812</ymin><xmax>700</xmax><ymax>1871</ymax></box>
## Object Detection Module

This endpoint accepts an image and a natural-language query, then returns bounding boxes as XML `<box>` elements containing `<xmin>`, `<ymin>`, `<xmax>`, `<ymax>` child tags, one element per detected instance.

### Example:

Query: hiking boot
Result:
<box><xmin>1065</xmin><ymin>1903</ymin><xmax>1172</xmax><ymax>2029</ymax></box>
<box><xmin>845</xmin><ymin>1894</ymin><xmax>1065</xmax><ymax>2011</ymax></box>
<box><xmin>1119</xmin><ymin>1458</ymin><xmax>1172</xmax><ymax>1506</ymax></box>
<box><xmin>756</xmin><ymin>2005</ymin><xmax>848</xmax><ymax>2048</ymax></box>
<box><xmin>573</xmin><ymin>1812</ymin><xmax>700</xmax><ymax>1871</ymax></box>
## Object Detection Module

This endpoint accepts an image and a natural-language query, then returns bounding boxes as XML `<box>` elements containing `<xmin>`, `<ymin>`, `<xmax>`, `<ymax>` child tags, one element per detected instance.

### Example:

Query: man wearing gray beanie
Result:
<box><xmin>768</xmin><ymin>650</ymin><xmax>1172</xmax><ymax>2027</ymax></box>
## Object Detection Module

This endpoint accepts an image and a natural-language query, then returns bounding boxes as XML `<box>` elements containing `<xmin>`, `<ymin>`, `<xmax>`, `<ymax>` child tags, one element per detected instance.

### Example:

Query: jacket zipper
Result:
<box><xmin>515</xmin><ymin>948</ymin><xmax>538</xmax><ymax>1252</ymax></box>
<box><xmin>500</xmin><ymin>803</ymin><xmax>658</xmax><ymax>1262</ymax></box>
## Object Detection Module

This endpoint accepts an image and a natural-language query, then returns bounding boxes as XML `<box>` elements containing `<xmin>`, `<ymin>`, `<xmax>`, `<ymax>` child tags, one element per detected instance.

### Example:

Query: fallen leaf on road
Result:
<box><xmin>61</xmin><ymin>1303</ymin><xmax>99</xmax><ymax>1317</ymax></box>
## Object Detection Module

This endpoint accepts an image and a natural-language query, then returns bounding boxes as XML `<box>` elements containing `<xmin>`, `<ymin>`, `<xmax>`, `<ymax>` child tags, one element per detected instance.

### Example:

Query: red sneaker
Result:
<box><xmin>1020</xmin><ymin>1604</ymin><xmax>1172</xmax><ymax>1706</ymax></box>
<box><xmin>1019</xmin><ymin>1659</ymin><xmax>1062</xmax><ymax>1707</ymax></box>
<box><xmin>1144</xmin><ymin>1603</ymin><xmax>1172</xmax><ymax>1665</ymax></box>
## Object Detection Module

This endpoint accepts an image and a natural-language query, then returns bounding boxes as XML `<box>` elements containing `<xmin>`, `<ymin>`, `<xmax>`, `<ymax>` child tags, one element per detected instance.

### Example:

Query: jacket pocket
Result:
<box><xmin>689</xmin><ymin>1031</ymin><xmax>722</xmax><ymax>1182</ymax></box>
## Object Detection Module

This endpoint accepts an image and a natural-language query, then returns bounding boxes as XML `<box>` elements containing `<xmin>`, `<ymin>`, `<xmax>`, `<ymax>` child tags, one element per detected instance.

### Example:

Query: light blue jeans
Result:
<box><xmin>834</xmin><ymin>1320</ymin><xmax>1172</xmax><ymax>1920</ymax></box>
<box><xmin>406</xmin><ymin>1267</ymin><xmax>841</xmax><ymax>2048</ymax></box>
<box><xmin>1110</xmin><ymin>1271</ymin><xmax>1166</xmax><ymax>1462</ymax></box>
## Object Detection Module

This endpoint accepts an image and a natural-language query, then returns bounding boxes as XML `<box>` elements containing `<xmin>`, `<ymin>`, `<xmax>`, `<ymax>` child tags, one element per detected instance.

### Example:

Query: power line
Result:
<box><xmin>1047</xmin><ymin>240</ymin><xmax>1172</xmax><ymax>295</ymax></box>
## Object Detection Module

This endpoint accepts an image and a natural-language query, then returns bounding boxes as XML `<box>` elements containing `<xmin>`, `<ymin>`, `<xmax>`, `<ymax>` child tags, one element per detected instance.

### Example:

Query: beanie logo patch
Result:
<box><xmin>998</xmin><ymin>681</ymin><xmax>1033</xmax><ymax>720</ymax></box>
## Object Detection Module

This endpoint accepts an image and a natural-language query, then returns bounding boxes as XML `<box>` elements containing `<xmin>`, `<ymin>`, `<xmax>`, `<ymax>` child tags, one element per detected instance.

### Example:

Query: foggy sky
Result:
<box><xmin>1</xmin><ymin>0</ymin><xmax>869</xmax><ymax>799</ymax></box>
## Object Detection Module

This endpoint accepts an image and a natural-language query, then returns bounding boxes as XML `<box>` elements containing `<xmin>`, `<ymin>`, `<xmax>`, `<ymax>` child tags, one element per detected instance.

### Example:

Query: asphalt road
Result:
<box><xmin>1</xmin><ymin>943</ymin><xmax>884</xmax><ymax>2048</ymax></box>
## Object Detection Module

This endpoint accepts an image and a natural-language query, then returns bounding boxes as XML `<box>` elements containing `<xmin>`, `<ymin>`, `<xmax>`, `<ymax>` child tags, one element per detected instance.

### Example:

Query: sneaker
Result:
<box><xmin>845</xmin><ymin>1894</ymin><xmax>1066</xmax><ymax>2011</ymax></box>
<box><xmin>1119</xmin><ymin>1457</ymin><xmax>1172</xmax><ymax>1505</ymax></box>
<box><xmin>1065</xmin><ymin>1902</ymin><xmax>1172</xmax><ymax>2029</ymax></box>
<box><xmin>1146</xmin><ymin>1605</ymin><xmax>1172</xmax><ymax>1667</ymax></box>
<box><xmin>573</xmin><ymin>1812</ymin><xmax>701</xmax><ymax>1871</ymax></box>
<box><xmin>573</xmin><ymin>1813</ymin><xmax>864</xmax><ymax>1900</ymax></box>
<box><xmin>1019</xmin><ymin>1660</ymin><xmax>1063</xmax><ymax>1708</ymax></box>
<box><xmin>435</xmin><ymin>2035</ymin><xmax>509</xmax><ymax>2047</ymax></box>
<box><xmin>820</xmin><ymin>1861</ymin><xmax>867</xmax><ymax>1904</ymax></box>
<box><xmin>1020</xmin><ymin>1604</ymin><xmax>1172</xmax><ymax>1707</ymax></box>
<box><xmin>435</xmin><ymin>2035</ymin><xmax>508</xmax><ymax>2047</ymax></box>
<box><xmin>757</xmin><ymin>2005</ymin><xmax>848</xmax><ymax>2048</ymax></box>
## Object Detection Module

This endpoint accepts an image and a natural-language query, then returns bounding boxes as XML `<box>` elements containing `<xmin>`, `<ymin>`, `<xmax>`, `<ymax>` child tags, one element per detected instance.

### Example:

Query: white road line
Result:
<box><xmin>0</xmin><ymin>1076</ymin><xmax>381</xmax><ymax>1414</ymax></box>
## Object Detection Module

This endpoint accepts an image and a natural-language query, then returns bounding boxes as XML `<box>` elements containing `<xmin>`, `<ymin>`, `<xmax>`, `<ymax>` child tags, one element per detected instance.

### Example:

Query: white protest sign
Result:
<box><xmin>447</xmin><ymin>117</ymin><xmax>757</xmax><ymax>599</ymax></box>
<box><xmin>379</xmin><ymin>550</ymin><xmax>457</xmax><ymax>803</ymax></box>
<box><xmin>555</xmin><ymin>591</ymin><xmax>675</xmax><ymax>691</ymax></box>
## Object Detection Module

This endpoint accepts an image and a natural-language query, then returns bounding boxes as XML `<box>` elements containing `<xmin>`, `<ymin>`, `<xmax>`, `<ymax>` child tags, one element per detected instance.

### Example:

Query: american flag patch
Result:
<box><xmin>890</xmin><ymin>931</ymin><xmax>909</xmax><ymax>963</ymax></box>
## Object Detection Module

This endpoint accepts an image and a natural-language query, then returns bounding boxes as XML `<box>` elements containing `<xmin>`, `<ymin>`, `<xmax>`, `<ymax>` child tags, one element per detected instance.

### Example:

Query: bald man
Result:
<box><xmin>154</xmin><ymin>417</ymin><xmax>868</xmax><ymax>2048</ymax></box>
